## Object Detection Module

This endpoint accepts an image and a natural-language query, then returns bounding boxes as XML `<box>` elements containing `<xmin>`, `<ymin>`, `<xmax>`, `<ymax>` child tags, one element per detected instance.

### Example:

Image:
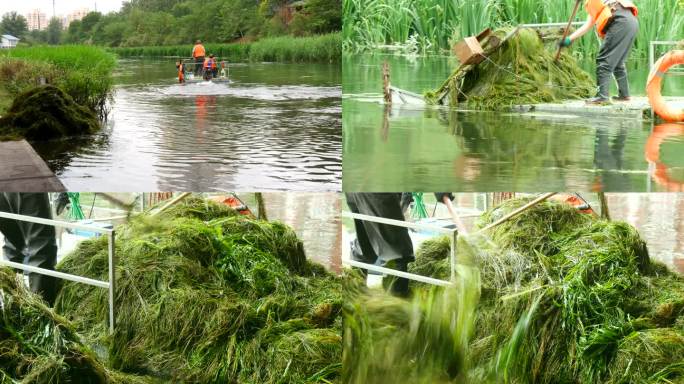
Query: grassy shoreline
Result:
<box><xmin>0</xmin><ymin>46</ymin><xmax>116</xmax><ymax>118</ymax></box>
<box><xmin>109</xmin><ymin>33</ymin><xmax>341</xmax><ymax>63</ymax></box>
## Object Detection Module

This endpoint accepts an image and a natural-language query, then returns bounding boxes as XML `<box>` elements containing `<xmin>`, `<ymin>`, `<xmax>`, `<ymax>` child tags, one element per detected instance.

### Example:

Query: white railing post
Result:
<box><xmin>0</xmin><ymin>212</ymin><xmax>117</xmax><ymax>334</ymax></box>
<box><xmin>341</xmin><ymin>211</ymin><xmax>458</xmax><ymax>287</ymax></box>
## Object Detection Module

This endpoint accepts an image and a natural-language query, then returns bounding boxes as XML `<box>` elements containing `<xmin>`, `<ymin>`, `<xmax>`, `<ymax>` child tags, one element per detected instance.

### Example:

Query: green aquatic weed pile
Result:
<box><xmin>55</xmin><ymin>197</ymin><xmax>343</xmax><ymax>383</ymax></box>
<box><xmin>424</xmin><ymin>28</ymin><xmax>595</xmax><ymax>110</ymax></box>
<box><xmin>111</xmin><ymin>33</ymin><xmax>342</xmax><ymax>63</ymax></box>
<box><xmin>0</xmin><ymin>267</ymin><xmax>152</xmax><ymax>383</ymax></box>
<box><xmin>346</xmin><ymin>198</ymin><xmax>684</xmax><ymax>383</ymax></box>
<box><xmin>0</xmin><ymin>85</ymin><xmax>100</xmax><ymax>141</ymax></box>
<box><xmin>1</xmin><ymin>46</ymin><xmax>116</xmax><ymax>118</ymax></box>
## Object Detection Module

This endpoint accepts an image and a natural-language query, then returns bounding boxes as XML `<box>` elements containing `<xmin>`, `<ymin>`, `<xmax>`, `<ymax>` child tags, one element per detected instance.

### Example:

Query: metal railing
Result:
<box><xmin>0</xmin><ymin>212</ymin><xmax>116</xmax><ymax>334</ymax></box>
<box><xmin>341</xmin><ymin>212</ymin><xmax>458</xmax><ymax>287</ymax></box>
<box><xmin>649</xmin><ymin>41</ymin><xmax>684</xmax><ymax>74</ymax></box>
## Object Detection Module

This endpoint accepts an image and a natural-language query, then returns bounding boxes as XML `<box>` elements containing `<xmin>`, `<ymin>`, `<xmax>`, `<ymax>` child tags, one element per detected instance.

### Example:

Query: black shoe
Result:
<box><xmin>586</xmin><ymin>97</ymin><xmax>611</xmax><ymax>105</ymax></box>
<box><xmin>612</xmin><ymin>96</ymin><xmax>631</xmax><ymax>102</ymax></box>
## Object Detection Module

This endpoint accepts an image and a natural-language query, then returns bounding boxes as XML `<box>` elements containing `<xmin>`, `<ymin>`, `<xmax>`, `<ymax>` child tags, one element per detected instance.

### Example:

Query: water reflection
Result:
<box><xmin>645</xmin><ymin>123</ymin><xmax>684</xmax><ymax>191</ymax></box>
<box><xmin>344</xmin><ymin>54</ymin><xmax>684</xmax><ymax>192</ymax></box>
<box><xmin>37</xmin><ymin>59</ymin><xmax>341</xmax><ymax>191</ymax></box>
<box><xmin>607</xmin><ymin>193</ymin><xmax>684</xmax><ymax>275</ymax></box>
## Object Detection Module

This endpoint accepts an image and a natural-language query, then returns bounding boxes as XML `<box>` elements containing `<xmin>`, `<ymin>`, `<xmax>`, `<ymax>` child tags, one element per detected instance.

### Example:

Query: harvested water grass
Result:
<box><xmin>345</xmin><ymin>198</ymin><xmax>684</xmax><ymax>383</ymax></box>
<box><xmin>0</xmin><ymin>267</ymin><xmax>152</xmax><ymax>383</ymax></box>
<box><xmin>0</xmin><ymin>85</ymin><xmax>100</xmax><ymax>141</ymax></box>
<box><xmin>55</xmin><ymin>197</ymin><xmax>342</xmax><ymax>383</ymax></box>
<box><xmin>424</xmin><ymin>28</ymin><xmax>595</xmax><ymax>110</ymax></box>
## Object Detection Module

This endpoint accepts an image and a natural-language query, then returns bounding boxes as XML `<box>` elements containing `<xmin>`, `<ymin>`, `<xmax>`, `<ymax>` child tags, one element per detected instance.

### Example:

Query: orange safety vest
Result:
<box><xmin>203</xmin><ymin>58</ymin><xmax>217</xmax><ymax>69</ymax></box>
<box><xmin>192</xmin><ymin>44</ymin><xmax>206</xmax><ymax>58</ymax></box>
<box><xmin>585</xmin><ymin>0</ymin><xmax>638</xmax><ymax>39</ymax></box>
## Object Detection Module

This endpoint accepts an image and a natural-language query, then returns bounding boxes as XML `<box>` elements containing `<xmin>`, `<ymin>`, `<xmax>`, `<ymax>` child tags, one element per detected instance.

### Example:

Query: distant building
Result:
<box><xmin>1</xmin><ymin>34</ymin><xmax>20</xmax><ymax>49</ymax></box>
<box><xmin>66</xmin><ymin>8</ymin><xmax>90</xmax><ymax>26</ymax></box>
<box><xmin>26</xmin><ymin>9</ymin><xmax>48</xmax><ymax>31</ymax></box>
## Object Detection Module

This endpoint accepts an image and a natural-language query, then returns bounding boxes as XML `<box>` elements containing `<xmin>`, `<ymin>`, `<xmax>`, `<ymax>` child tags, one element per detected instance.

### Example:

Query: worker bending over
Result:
<box><xmin>346</xmin><ymin>193</ymin><xmax>453</xmax><ymax>297</ymax></box>
<box><xmin>203</xmin><ymin>54</ymin><xmax>218</xmax><ymax>80</ymax></box>
<box><xmin>560</xmin><ymin>0</ymin><xmax>638</xmax><ymax>104</ymax></box>
<box><xmin>192</xmin><ymin>40</ymin><xmax>206</xmax><ymax>76</ymax></box>
<box><xmin>0</xmin><ymin>193</ymin><xmax>58</xmax><ymax>306</ymax></box>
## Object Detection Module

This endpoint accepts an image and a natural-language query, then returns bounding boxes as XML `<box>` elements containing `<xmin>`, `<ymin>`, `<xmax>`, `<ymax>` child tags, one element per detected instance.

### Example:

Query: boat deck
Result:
<box><xmin>0</xmin><ymin>140</ymin><xmax>65</xmax><ymax>192</ymax></box>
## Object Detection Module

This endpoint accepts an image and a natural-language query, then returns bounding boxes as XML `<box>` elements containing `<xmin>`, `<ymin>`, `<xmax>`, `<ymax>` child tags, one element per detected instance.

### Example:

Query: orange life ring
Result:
<box><xmin>644</xmin><ymin>123</ymin><xmax>684</xmax><ymax>191</ymax></box>
<box><xmin>646</xmin><ymin>50</ymin><xmax>684</xmax><ymax>122</ymax></box>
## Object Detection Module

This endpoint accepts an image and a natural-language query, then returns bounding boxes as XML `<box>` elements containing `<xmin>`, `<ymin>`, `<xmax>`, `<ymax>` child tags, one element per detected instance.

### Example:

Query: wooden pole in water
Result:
<box><xmin>554</xmin><ymin>0</ymin><xmax>583</xmax><ymax>62</ymax></box>
<box><xmin>382</xmin><ymin>61</ymin><xmax>392</xmax><ymax>104</ymax></box>
<box><xmin>478</xmin><ymin>192</ymin><xmax>557</xmax><ymax>233</ymax></box>
<box><xmin>255</xmin><ymin>193</ymin><xmax>268</xmax><ymax>221</ymax></box>
<box><xmin>598</xmin><ymin>192</ymin><xmax>611</xmax><ymax>220</ymax></box>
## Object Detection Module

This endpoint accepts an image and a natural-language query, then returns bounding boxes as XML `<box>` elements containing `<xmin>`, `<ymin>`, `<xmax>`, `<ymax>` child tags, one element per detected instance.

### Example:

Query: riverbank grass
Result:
<box><xmin>110</xmin><ymin>33</ymin><xmax>341</xmax><ymax>62</ymax></box>
<box><xmin>0</xmin><ymin>46</ymin><xmax>116</xmax><ymax>119</ymax></box>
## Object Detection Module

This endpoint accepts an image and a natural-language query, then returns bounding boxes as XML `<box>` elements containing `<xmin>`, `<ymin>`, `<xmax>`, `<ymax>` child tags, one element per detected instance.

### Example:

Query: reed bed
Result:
<box><xmin>110</xmin><ymin>33</ymin><xmax>342</xmax><ymax>63</ymax></box>
<box><xmin>343</xmin><ymin>0</ymin><xmax>684</xmax><ymax>58</ymax></box>
<box><xmin>345</xmin><ymin>198</ymin><xmax>684</xmax><ymax>383</ymax></box>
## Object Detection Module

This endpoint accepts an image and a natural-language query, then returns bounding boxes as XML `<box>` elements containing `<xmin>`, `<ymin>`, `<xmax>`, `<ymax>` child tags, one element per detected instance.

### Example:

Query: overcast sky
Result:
<box><xmin>1</xmin><ymin>0</ymin><xmax>125</xmax><ymax>17</ymax></box>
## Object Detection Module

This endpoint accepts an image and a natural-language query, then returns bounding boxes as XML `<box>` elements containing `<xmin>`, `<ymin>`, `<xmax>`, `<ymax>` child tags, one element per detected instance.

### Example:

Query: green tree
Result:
<box><xmin>1</xmin><ymin>12</ymin><xmax>29</xmax><ymax>39</ymax></box>
<box><xmin>80</xmin><ymin>12</ymin><xmax>102</xmax><ymax>35</ymax></box>
<box><xmin>290</xmin><ymin>0</ymin><xmax>342</xmax><ymax>35</ymax></box>
<box><xmin>46</xmin><ymin>17</ymin><xmax>63</xmax><ymax>45</ymax></box>
<box><xmin>65</xmin><ymin>20</ymin><xmax>83</xmax><ymax>43</ymax></box>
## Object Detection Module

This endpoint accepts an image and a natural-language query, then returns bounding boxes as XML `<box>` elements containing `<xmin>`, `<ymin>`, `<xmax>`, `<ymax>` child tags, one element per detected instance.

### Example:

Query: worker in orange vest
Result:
<box><xmin>559</xmin><ymin>0</ymin><xmax>638</xmax><ymax>104</ymax></box>
<box><xmin>176</xmin><ymin>60</ymin><xmax>185</xmax><ymax>83</ymax></box>
<box><xmin>192</xmin><ymin>40</ymin><xmax>206</xmax><ymax>76</ymax></box>
<box><xmin>203</xmin><ymin>54</ymin><xmax>218</xmax><ymax>80</ymax></box>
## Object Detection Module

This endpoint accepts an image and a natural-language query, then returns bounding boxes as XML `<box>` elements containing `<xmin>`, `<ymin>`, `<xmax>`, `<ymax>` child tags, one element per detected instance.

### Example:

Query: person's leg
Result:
<box><xmin>612</xmin><ymin>14</ymin><xmax>638</xmax><ymax>98</ymax></box>
<box><xmin>346</xmin><ymin>193</ymin><xmax>414</xmax><ymax>296</ymax></box>
<box><xmin>15</xmin><ymin>193</ymin><xmax>58</xmax><ymax>306</ymax></box>
<box><xmin>0</xmin><ymin>193</ymin><xmax>26</xmax><ymax>264</ymax></box>
<box><xmin>596</xmin><ymin>11</ymin><xmax>638</xmax><ymax>100</ymax></box>
<box><xmin>346</xmin><ymin>194</ymin><xmax>379</xmax><ymax>274</ymax></box>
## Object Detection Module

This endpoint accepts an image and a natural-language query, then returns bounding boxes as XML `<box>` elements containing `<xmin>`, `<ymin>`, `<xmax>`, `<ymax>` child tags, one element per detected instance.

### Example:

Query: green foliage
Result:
<box><xmin>55</xmin><ymin>197</ymin><xmax>343</xmax><ymax>383</ymax></box>
<box><xmin>110</xmin><ymin>32</ymin><xmax>342</xmax><ymax>62</ymax></box>
<box><xmin>2</xmin><ymin>45</ymin><xmax>116</xmax><ymax>117</ymax></box>
<box><xmin>0</xmin><ymin>268</ymin><xmax>152</xmax><ymax>383</ymax></box>
<box><xmin>346</xmin><ymin>198</ymin><xmax>684</xmax><ymax>383</ymax></box>
<box><xmin>343</xmin><ymin>0</ymin><xmax>684</xmax><ymax>59</ymax></box>
<box><xmin>61</xmin><ymin>0</ymin><xmax>341</xmax><ymax>49</ymax></box>
<box><xmin>424</xmin><ymin>28</ymin><xmax>595</xmax><ymax>110</ymax></box>
<box><xmin>0</xmin><ymin>85</ymin><xmax>100</xmax><ymax>141</ymax></box>
<box><xmin>0</xmin><ymin>12</ymin><xmax>28</xmax><ymax>39</ymax></box>
<box><xmin>46</xmin><ymin>18</ymin><xmax>64</xmax><ymax>46</ymax></box>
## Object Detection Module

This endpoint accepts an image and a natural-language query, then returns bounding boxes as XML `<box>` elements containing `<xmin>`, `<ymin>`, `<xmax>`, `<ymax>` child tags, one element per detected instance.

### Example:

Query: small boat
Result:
<box><xmin>177</xmin><ymin>58</ymin><xmax>230</xmax><ymax>84</ymax></box>
<box><xmin>390</xmin><ymin>86</ymin><xmax>426</xmax><ymax>106</ymax></box>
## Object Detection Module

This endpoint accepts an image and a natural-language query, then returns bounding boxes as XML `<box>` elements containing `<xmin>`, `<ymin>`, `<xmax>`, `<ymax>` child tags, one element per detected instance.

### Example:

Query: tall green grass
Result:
<box><xmin>344</xmin><ymin>0</ymin><xmax>684</xmax><ymax>58</ymax></box>
<box><xmin>110</xmin><ymin>33</ymin><xmax>341</xmax><ymax>63</ymax></box>
<box><xmin>1</xmin><ymin>46</ymin><xmax>116</xmax><ymax>117</ymax></box>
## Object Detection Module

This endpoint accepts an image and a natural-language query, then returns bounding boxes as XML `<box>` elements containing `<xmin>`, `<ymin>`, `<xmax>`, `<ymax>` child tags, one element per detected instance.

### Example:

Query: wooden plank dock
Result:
<box><xmin>0</xmin><ymin>140</ymin><xmax>65</xmax><ymax>192</ymax></box>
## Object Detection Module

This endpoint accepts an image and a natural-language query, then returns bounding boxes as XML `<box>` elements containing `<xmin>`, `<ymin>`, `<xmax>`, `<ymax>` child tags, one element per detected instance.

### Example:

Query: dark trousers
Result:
<box><xmin>346</xmin><ymin>193</ymin><xmax>414</xmax><ymax>296</ymax></box>
<box><xmin>596</xmin><ymin>7</ymin><xmax>638</xmax><ymax>98</ymax></box>
<box><xmin>0</xmin><ymin>193</ymin><xmax>58</xmax><ymax>305</ymax></box>
<box><xmin>194</xmin><ymin>56</ymin><xmax>204</xmax><ymax>76</ymax></box>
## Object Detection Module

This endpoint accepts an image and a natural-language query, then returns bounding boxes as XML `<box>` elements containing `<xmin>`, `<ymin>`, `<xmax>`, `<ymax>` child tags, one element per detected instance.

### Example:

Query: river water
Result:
<box><xmin>343</xmin><ymin>54</ymin><xmax>684</xmax><ymax>192</ymax></box>
<box><xmin>34</xmin><ymin>59</ymin><xmax>342</xmax><ymax>191</ymax></box>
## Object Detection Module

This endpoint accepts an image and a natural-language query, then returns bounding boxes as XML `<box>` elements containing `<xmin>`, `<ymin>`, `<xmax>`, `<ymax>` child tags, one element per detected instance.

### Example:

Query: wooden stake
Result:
<box><xmin>598</xmin><ymin>192</ymin><xmax>611</xmax><ymax>221</ymax></box>
<box><xmin>382</xmin><ymin>61</ymin><xmax>392</xmax><ymax>104</ymax></box>
<box><xmin>478</xmin><ymin>192</ymin><xmax>557</xmax><ymax>233</ymax></box>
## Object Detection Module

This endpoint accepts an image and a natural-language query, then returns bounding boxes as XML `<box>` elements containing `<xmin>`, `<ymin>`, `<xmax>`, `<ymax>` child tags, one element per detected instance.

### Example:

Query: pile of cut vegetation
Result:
<box><xmin>345</xmin><ymin>198</ymin><xmax>684</xmax><ymax>383</ymax></box>
<box><xmin>55</xmin><ymin>197</ymin><xmax>343</xmax><ymax>383</ymax></box>
<box><xmin>424</xmin><ymin>28</ymin><xmax>595</xmax><ymax>110</ymax></box>
<box><xmin>0</xmin><ymin>85</ymin><xmax>100</xmax><ymax>141</ymax></box>
<box><xmin>0</xmin><ymin>267</ymin><xmax>150</xmax><ymax>383</ymax></box>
